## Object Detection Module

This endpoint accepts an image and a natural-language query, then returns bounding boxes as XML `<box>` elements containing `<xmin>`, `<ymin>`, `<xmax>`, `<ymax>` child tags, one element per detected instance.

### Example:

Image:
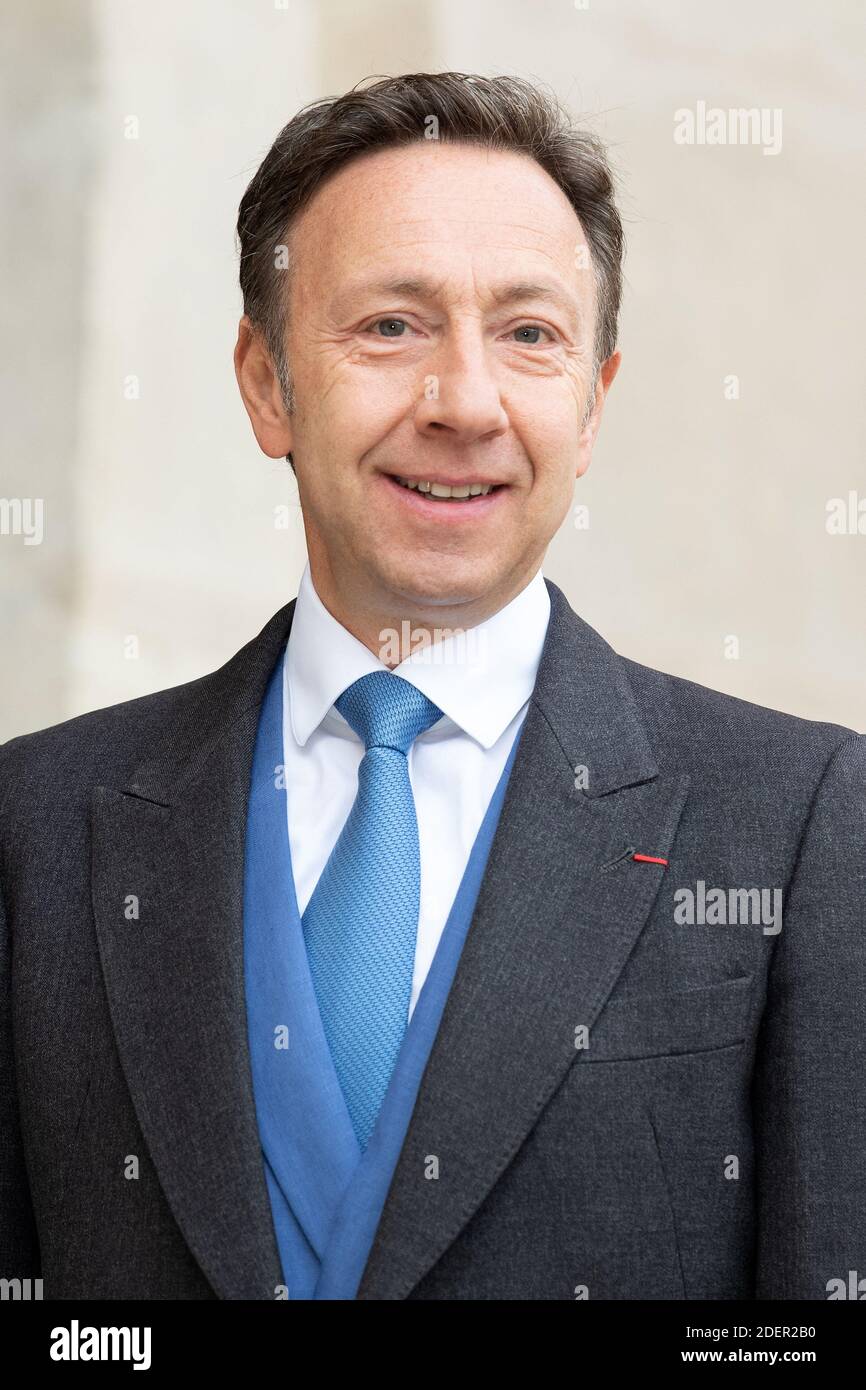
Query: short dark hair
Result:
<box><xmin>236</xmin><ymin>71</ymin><xmax>624</xmax><ymax>449</ymax></box>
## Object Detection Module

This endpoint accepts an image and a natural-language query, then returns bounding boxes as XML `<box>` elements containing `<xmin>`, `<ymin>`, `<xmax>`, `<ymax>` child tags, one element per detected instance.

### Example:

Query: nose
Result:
<box><xmin>413</xmin><ymin>329</ymin><xmax>509</xmax><ymax>444</ymax></box>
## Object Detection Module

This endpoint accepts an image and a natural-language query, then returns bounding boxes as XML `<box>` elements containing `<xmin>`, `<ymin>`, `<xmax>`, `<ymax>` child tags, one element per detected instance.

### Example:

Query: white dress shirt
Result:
<box><xmin>282</xmin><ymin>561</ymin><xmax>551</xmax><ymax>1019</ymax></box>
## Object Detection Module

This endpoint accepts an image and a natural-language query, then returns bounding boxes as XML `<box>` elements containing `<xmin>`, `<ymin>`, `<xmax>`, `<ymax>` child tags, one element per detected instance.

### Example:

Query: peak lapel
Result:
<box><xmin>90</xmin><ymin>600</ymin><xmax>296</xmax><ymax>1299</ymax></box>
<box><xmin>358</xmin><ymin>580</ymin><xmax>691</xmax><ymax>1299</ymax></box>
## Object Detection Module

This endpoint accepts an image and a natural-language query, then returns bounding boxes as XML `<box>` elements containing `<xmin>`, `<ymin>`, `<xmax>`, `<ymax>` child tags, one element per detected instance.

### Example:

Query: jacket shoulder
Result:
<box><xmin>0</xmin><ymin>599</ymin><xmax>295</xmax><ymax>819</ymax></box>
<box><xmin>620</xmin><ymin>652</ymin><xmax>862</xmax><ymax>772</ymax></box>
<box><xmin>0</xmin><ymin>671</ymin><xmax>216</xmax><ymax>820</ymax></box>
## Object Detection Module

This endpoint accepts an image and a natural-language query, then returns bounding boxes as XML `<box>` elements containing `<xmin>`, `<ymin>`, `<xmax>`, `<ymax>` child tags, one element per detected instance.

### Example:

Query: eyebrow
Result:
<box><xmin>331</xmin><ymin>276</ymin><xmax>582</xmax><ymax>328</ymax></box>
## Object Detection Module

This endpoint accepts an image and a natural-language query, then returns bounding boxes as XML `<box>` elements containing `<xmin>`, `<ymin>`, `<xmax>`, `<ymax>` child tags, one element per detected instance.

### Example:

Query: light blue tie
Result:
<box><xmin>301</xmin><ymin>671</ymin><xmax>444</xmax><ymax>1151</ymax></box>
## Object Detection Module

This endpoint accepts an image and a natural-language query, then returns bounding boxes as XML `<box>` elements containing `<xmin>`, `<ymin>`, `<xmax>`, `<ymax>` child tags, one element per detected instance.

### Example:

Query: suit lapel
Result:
<box><xmin>357</xmin><ymin>579</ymin><xmax>691</xmax><ymax>1299</ymax></box>
<box><xmin>90</xmin><ymin>600</ymin><xmax>297</xmax><ymax>1299</ymax></box>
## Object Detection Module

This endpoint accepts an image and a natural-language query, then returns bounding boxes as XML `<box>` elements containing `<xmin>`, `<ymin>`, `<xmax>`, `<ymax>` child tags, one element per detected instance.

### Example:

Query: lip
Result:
<box><xmin>378</xmin><ymin>471</ymin><xmax>508</xmax><ymax>521</ymax></box>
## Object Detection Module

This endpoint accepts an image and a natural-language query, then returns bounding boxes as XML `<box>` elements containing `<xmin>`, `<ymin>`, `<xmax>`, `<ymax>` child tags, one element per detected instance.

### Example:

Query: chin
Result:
<box><xmin>382</xmin><ymin>559</ymin><xmax>495</xmax><ymax>611</ymax></box>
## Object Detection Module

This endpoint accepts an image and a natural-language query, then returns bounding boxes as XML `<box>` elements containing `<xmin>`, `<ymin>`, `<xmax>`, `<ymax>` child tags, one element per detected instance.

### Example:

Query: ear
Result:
<box><xmin>575</xmin><ymin>349</ymin><xmax>622</xmax><ymax>479</ymax></box>
<box><xmin>233</xmin><ymin>315</ymin><xmax>294</xmax><ymax>459</ymax></box>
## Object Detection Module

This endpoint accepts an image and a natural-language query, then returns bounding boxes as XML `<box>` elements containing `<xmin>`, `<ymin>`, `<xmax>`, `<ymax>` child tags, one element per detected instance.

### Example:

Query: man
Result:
<box><xmin>1</xmin><ymin>72</ymin><xmax>864</xmax><ymax>1301</ymax></box>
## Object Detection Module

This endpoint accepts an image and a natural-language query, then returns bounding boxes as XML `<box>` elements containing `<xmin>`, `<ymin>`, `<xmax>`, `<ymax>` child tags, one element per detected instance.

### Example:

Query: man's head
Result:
<box><xmin>234</xmin><ymin>72</ymin><xmax>623</xmax><ymax>632</ymax></box>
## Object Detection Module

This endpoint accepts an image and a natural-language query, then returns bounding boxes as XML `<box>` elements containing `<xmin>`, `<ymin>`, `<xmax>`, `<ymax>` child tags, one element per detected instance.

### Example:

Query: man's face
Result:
<box><xmin>239</xmin><ymin>140</ymin><xmax>620</xmax><ymax>618</ymax></box>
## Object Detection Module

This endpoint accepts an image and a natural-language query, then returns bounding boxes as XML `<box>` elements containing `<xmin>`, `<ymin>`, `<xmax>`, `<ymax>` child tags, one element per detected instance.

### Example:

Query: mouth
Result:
<box><xmin>381</xmin><ymin>472</ymin><xmax>508</xmax><ymax>517</ymax></box>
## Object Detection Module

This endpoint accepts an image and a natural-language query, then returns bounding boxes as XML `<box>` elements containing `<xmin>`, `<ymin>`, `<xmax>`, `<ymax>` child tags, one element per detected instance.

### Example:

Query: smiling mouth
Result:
<box><xmin>388</xmin><ymin>474</ymin><xmax>505</xmax><ymax>502</ymax></box>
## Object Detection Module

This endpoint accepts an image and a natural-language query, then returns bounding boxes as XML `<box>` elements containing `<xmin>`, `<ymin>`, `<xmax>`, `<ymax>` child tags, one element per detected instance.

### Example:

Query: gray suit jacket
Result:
<box><xmin>1</xmin><ymin>579</ymin><xmax>864</xmax><ymax>1300</ymax></box>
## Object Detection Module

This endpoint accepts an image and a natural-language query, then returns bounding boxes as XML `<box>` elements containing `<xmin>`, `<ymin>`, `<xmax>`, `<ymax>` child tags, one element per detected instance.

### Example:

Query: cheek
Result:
<box><xmin>511</xmin><ymin>366</ymin><xmax>586</xmax><ymax>434</ymax></box>
<box><xmin>313</xmin><ymin>366</ymin><xmax>409</xmax><ymax>453</ymax></box>
<box><xmin>511</xmin><ymin>405</ymin><xmax>580</xmax><ymax>489</ymax></box>
<box><xmin>523</xmin><ymin>438</ymin><xmax>582</xmax><ymax>534</ymax></box>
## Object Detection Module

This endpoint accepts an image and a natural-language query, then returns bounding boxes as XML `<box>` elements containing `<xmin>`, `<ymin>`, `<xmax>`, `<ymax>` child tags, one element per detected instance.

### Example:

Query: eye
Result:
<box><xmin>365</xmin><ymin>317</ymin><xmax>410</xmax><ymax>338</ymax></box>
<box><xmin>509</xmin><ymin>324</ymin><xmax>555</xmax><ymax>345</ymax></box>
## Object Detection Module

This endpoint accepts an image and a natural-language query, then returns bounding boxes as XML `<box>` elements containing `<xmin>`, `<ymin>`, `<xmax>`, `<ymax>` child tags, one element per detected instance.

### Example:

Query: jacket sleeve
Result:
<box><xmin>0</xmin><ymin>777</ymin><xmax>41</xmax><ymax>1281</ymax></box>
<box><xmin>753</xmin><ymin>732</ymin><xmax>866</xmax><ymax>1298</ymax></box>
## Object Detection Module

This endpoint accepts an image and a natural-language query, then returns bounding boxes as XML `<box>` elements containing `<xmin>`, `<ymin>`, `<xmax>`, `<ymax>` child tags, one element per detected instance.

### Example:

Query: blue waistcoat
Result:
<box><xmin>243</xmin><ymin>651</ymin><xmax>523</xmax><ymax>1299</ymax></box>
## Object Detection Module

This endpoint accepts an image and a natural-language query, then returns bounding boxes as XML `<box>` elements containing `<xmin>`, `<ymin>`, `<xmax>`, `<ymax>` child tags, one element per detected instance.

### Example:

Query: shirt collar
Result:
<box><xmin>286</xmin><ymin>560</ymin><xmax>551</xmax><ymax>751</ymax></box>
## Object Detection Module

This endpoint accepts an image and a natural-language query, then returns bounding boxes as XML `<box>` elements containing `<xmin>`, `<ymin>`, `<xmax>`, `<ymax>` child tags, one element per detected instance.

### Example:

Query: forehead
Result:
<box><xmin>289</xmin><ymin>141</ymin><xmax>591</xmax><ymax>305</ymax></box>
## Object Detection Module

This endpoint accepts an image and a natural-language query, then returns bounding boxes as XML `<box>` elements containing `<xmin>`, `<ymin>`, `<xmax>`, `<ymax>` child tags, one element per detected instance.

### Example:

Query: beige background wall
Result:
<box><xmin>2</xmin><ymin>0</ymin><xmax>864</xmax><ymax>739</ymax></box>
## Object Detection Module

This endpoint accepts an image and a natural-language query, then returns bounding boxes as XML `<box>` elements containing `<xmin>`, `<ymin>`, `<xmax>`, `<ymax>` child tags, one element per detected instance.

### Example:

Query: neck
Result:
<box><xmin>307</xmin><ymin>557</ymin><xmax>540</xmax><ymax>669</ymax></box>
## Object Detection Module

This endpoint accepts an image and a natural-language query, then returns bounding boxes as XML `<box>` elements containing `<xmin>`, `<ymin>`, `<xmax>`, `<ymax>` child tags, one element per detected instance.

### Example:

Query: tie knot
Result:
<box><xmin>335</xmin><ymin>671</ymin><xmax>443</xmax><ymax>754</ymax></box>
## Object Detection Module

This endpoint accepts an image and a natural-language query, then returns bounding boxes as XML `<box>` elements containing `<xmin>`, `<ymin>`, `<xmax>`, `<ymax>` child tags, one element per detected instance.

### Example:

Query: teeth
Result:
<box><xmin>395</xmin><ymin>477</ymin><xmax>495</xmax><ymax>499</ymax></box>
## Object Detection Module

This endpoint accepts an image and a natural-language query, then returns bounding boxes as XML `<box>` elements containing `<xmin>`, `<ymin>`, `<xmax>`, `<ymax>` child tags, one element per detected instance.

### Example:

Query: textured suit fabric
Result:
<box><xmin>1</xmin><ymin>578</ymin><xmax>864</xmax><ymax>1300</ymax></box>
